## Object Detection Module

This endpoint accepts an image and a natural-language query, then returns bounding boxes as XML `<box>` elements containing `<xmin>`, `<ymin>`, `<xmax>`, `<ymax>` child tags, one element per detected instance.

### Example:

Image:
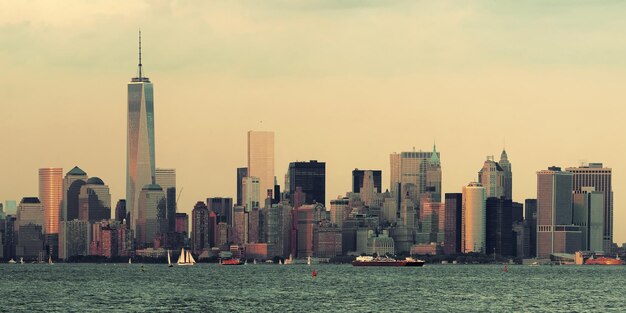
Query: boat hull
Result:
<box><xmin>352</xmin><ymin>261</ymin><xmax>425</xmax><ymax>267</ymax></box>
<box><xmin>585</xmin><ymin>257</ymin><xmax>624</xmax><ymax>265</ymax></box>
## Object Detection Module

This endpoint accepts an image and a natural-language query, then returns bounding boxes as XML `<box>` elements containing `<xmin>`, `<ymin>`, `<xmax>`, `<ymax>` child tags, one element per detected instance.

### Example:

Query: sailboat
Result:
<box><xmin>279</xmin><ymin>259</ymin><xmax>283</xmax><ymax>265</ymax></box>
<box><xmin>8</xmin><ymin>258</ymin><xmax>16</xmax><ymax>264</ymax></box>
<box><xmin>128</xmin><ymin>258</ymin><xmax>132</xmax><ymax>264</ymax></box>
<box><xmin>48</xmin><ymin>255</ymin><xmax>54</xmax><ymax>265</ymax></box>
<box><xmin>284</xmin><ymin>254</ymin><xmax>293</xmax><ymax>265</ymax></box>
<box><xmin>19</xmin><ymin>257</ymin><xmax>24</xmax><ymax>264</ymax></box>
<box><xmin>167</xmin><ymin>250</ymin><xmax>173</xmax><ymax>267</ymax></box>
<box><xmin>253</xmin><ymin>259</ymin><xmax>257</xmax><ymax>265</ymax></box>
<box><xmin>307</xmin><ymin>256</ymin><xmax>311</xmax><ymax>266</ymax></box>
<box><xmin>177</xmin><ymin>248</ymin><xmax>196</xmax><ymax>266</ymax></box>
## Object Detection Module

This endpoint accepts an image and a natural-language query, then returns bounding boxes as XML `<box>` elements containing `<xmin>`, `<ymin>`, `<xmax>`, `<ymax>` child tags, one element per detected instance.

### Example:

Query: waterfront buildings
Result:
<box><xmin>127</xmin><ymin>33</ymin><xmax>157</xmax><ymax>236</ymax></box>
<box><xmin>59</xmin><ymin>219</ymin><xmax>90</xmax><ymax>260</ymax></box>
<box><xmin>390</xmin><ymin>148</ymin><xmax>440</xmax><ymax>207</ymax></box>
<box><xmin>288</xmin><ymin>161</ymin><xmax>326</xmax><ymax>206</ymax></box>
<box><xmin>462</xmin><ymin>182</ymin><xmax>486</xmax><ymax>253</ymax></box>
<box><xmin>525</xmin><ymin>199</ymin><xmax>538</xmax><ymax>258</ymax></box>
<box><xmin>485</xmin><ymin>197</ymin><xmax>513</xmax><ymax>256</ymax></box>
<box><xmin>566</xmin><ymin>163</ymin><xmax>613</xmax><ymax>252</ymax></box>
<box><xmin>572</xmin><ymin>187</ymin><xmax>604</xmax><ymax>252</ymax></box>
<box><xmin>39</xmin><ymin>168</ymin><xmax>63</xmax><ymax>234</ymax></box>
<box><xmin>330</xmin><ymin>198</ymin><xmax>350</xmax><ymax>227</ymax></box>
<box><xmin>536</xmin><ymin>167</ymin><xmax>581</xmax><ymax>258</ymax></box>
<box><xmin>247</xmin><ymin>131</ymin><xmax>275</xmax><ymax>200</ymax></box>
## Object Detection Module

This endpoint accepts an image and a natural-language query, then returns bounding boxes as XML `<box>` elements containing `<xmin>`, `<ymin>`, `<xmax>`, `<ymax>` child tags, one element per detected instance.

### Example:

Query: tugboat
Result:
<box><xmin>352</xmin><ymin>256</ymin><xmax>425</xmax><ymax>267</ymax></box>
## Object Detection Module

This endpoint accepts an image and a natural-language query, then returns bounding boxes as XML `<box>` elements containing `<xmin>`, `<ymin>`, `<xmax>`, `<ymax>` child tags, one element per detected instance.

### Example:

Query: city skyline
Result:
<box><xmin>1</xmin><ymin>1</ymin><xmax>626</xmax><ymax>243</ymax></box>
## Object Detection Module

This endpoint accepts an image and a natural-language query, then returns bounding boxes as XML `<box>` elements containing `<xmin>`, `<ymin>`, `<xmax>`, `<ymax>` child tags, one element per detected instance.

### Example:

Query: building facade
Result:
<box><xmin>462</xmin><ymin>182</ymin><xmax>486</xmax><ymax>253</ymax></box>
<box><xmin>288</xmin><ymin>160</ymin><xmax>326</xmax><ymax>206</ymax></box>
<box><xmin>39</xmin><ymin>168</ymin><xmax>63</xmax><ymax>234</ymax></box>
<box><xmin>247</xmin><ymin>131</ymin><xmax>275</xmax><ymax>201</ymax></box>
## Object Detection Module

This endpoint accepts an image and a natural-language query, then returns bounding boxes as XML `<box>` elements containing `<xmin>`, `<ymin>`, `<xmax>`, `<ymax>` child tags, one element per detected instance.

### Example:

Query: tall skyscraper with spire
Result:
<box><xmin>499</xmin><ymin>149</ymin><xmax>512</xmax><ymax>200</ymax></box>
<box><xmin>126</xmin><ymin>31</ymin><xmax>156</xmax><ymax>235</ymax></box>
<box><xmin>425</xmin><ymin>144</ymin><xmax>442</xmax><ymax>202</ymax></box>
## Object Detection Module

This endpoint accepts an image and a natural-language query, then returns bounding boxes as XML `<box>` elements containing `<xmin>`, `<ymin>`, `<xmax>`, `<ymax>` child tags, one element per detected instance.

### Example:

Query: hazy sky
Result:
<box><xmin>1</xmin><ymin>1</ymin><xmax>625</xmax><ymax>242</ymax></box>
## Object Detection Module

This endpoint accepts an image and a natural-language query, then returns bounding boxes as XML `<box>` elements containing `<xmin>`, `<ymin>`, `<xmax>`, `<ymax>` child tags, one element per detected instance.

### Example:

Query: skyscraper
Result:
<box><xmin>288</xmin><ymin>160</ymin><xmax>326</xmax><ymax>206</ymax></box>
<box><xmin>444</xmin><ymin>193</ymin><xmax>463</xmax><ymax>255</ymax></box>
<box><xmin>39</xmin><ymin>168</ymin><xmax>63</xmax><ymax>234</ymax></box>
<box><xmin>389</xmin><ymin>149</ymin><xmax>439</xmax><ymax>206</ymax></box>
<box><xmin>236</xmin><ymin>167</ymin><xmax>248</xmax><ymax>206</ymax></box>
<box><xmin>565</xmin><ymin>163</ymin><xmax>613</xmax><ymax>252</ymax></box>
<box><xmin>206</xmin><ymin>197</ymin><xmax>233</xmax><ymax>225</ymax></box>
<box><xmin>78</xmin><ymin>177</ymin><xmax>112</xmax><ymax>223</ymax></box>
<box><xmin>524</xmin><ymin>199</ymin><xmax>537</xmax><ymax>258</ymax></box>
<box><xmin>16</xmin><ymin>197</ymin><xmax>44</xmax><ymax>232</ymax></box>
<box><xmin>485</xmin><ymin>197</ymin><xmax>513</xmax><ymax>256</ymax></box>
<box><xmin>352</xmin><ymin>169</ymin><xmax>382</xmax><ymax>194</ymax></box>
<box><xmin>156</xmin><ymin>168</ymin><xmax>176</xmax><ymax>232</ymax></box>
<box><xmin>127</xmin><ymin>32</ymin><xmax>156</xmax><ymax>235</ymax></box>
<box><xmin>499</xmin><ymin>149</ymin><xmax>513</xmax><ymax>200</ymax></box>
<box><xmin>572</xmin><ymin>187</ymin><xmax>604</xmax><ymax>252</ymax></box>
<box><xmin>247</xmin><ymin>131</ymin><xmax>275</xmax><ymax>201</ymax></box>
<box><xmin>536</xmin><ymin>167</ymin><xmax>581</xmax><ymax>258</ymax></box>
<box><xmin>425</xmin><ymin>145</ymin><xmax>442</xmax><ymax>202</ymax></box>
<box><xmin>191</xmin><ymin>202</ymin><xmax>209</xmax><ymax>255</ymax></box>
<box><xmin>242</xmin><ymin>177</ymin><xmax>261</xmax><ymax>211</ymax></box>
<box><xmin>62</xmin><ymin>166</ymin><xmax>88</xmax><ymax>222</ymax></box>
<box><xmin>136</xmin><ymin>184</ymin><xmax>165</xmax><ymax>247</ymax></box>
<box><xmin>115</xmin><ymin>200</ymin><xmax>127</xmax><ymax>223</ymax></box>
<box><xmin>462</xmin><ymin>182</ymin><xmax>486</xmax><ymax>253</ymax></box>
<box><xmin>478</xmin><ymin>156</ymin><xmax>505</xmax><ymax>199</ymax></box>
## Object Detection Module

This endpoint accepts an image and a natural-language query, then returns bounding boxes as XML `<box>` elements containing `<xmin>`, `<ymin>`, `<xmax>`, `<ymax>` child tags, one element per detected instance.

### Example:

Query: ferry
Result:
<box><xmin>351</xmin><ymin>256</ymin><xmax>425</xmax><ymax>267</ymax></box>
<box><xmin>585</xmin><ymin>255</ymin><xmax>624</xmax><ymax>265</ymax></box>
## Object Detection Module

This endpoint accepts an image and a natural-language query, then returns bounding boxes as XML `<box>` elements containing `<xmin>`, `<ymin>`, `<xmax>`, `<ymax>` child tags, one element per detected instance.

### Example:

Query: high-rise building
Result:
<box><xmin>207</xmin><ymin>197</ymin><xmax>233</xmax><ymax>226</ymax></box>
<box><xmin>572</xmin><ymin>187</ymin><xmax>604</xmax><ymax>252</ymax></box>
<box><xmin>242</xmin><ymin>177</ymin><xmax>261</xmax><ymax>211</ymax></box>
<box><xmin>360</xmin><ymin>171</ymin><xmax>377</xmax><ymax>207</ymax></box>
<box><xmin>352</xmin><ymin>169</ymin><xmax>382</xmax><ymax>194</ymax></box>
<box><xmin>499</xmin><ymin>149</ymin><xmax>513</xmax><ymax>200</ymax></box>
<box><xmin>115</xmin><ymin>200</ymin><xmax>127</xmax><ymax>223</ymax></box>
<box><xmin>136</xmin><ymin>184</ymin><xmax>166</xmax><ymax>247</ymax></box>
<box><xmin>444</xmin><ymin>193</ymin><xmax>463</xmax><ymax>255</ymax></box>
<box><xmin>389</xmin><ymin>149</ymin><xmax>440</xmax><ymax>206</ymax></box>
<box><xmin>62</xmin><ymin>166</ymin><xmax>88</xmax><ymax>222</ymax></box>
<box><xmin>39</xmin><ymin>168</ymin><xmax>63</xmax><ymax>234</ymax></box>
<box><xmin>296</xmin><ymin>203</ymin><xmax>324</xmax><ymax>257</ymax></box>
<box><xmin>127</xmin><ymin>32</ymin><xmax>157</xmax><ymax>236</ymax></box>
<box><xmin>288</xmin><ymin>160</ymin><xmax>326</xmax><ymax>206</ymax></box>
<box><xmin>525</xmin><ymin>199</ymin><xmax>537</xmax><ymax>258</ymax></box>
<box><xmin>59</xmin><ymin>219</ymin><xmax>90</xmax><ymax>260</ymax></box>
<box><xmin>236</xmin><ymin>167</ymin><xmax>248</xmax><ymax>206</ymax></box>
<box><xmin>565</xmin><ymin>163</ymin><xmax>613</xmax><ymax>252</ymax></box>
<box><xmin>16</xmin><ymin>197</ymin><xmax>44</xmax><ymax>232</ymax></box>
<box><xmin>247</xmin><ymin>131</ymin><xmax>275</xmax><ymax>202</ymax></box>
<box><xmin>16</xmin><ymin>224</ymin><xmax>44</xmax><ymax>260</ymax></box>
<box><xmin>175</xmin><ymin>213</ymin><xmax>189</xmax><ymax>235</ymax></box>
<box><xmin>156</xmin><ymin>168</ymin><xmax>176</xmax><ymax>232</ymax></box>
<box><xmin>536</xmin><ymin>167</ymin><xmax>581</xmax><ymax>258</ymax></box>
<box><xmin>425</xmin><ymin>145</ymin><xmax>442</xmax><ymax>203</ymax></box>
<box><xmin>485</xmin><ymin>197</ymin><xmax>513</xmax><ymax>256</ymax></box>
<box><xmin>78</xmin><ymin>177</ymin><xmax>112</xmax><ymax>223</ymax></box>
<box><xmin>191</xmin><ymin>201</ymin><xmax>210</xmax><ymax>254</ymax></box>
<box><xmin>330</xmin><ymin>198</ymin><xmax>350</xmax><ymax>227</ymax></box>
<box><xmin>4</xmin><ymin>200</ymin><xmax>17</xmax><ymax>215</ymax></box>
<box><xmin>462</xmin><ymin>182</ymin><xmax>486</xmax><ymax>253</ymax></box>
<box><xmin>478</xmin><ymin>157</ymin><xmax>505</xmax><ymax>199</ymax></box>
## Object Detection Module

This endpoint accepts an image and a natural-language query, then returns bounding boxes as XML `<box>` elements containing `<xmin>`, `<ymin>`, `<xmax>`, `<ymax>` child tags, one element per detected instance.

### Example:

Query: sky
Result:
<box><xmin>1</xmin><ymin>1</ymin><xmax>626</xmax><ymax>242</ymax></box>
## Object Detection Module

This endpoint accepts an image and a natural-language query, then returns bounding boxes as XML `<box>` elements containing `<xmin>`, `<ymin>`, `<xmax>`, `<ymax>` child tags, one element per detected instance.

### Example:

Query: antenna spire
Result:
<box><xmin>138</xmin><ymin>29</ymin><xmax>143</xmax><ymax>79</ymax></box>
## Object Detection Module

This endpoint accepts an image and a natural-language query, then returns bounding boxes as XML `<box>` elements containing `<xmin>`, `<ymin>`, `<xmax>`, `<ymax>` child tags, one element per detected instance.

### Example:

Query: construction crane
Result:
<box><xmin>176</xmin><ymin>187</ymin><xmax>183</xmax><ymax>208</ymax></box>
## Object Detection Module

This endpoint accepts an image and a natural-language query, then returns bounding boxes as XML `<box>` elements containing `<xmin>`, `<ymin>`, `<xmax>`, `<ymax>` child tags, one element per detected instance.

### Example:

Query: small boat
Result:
<box><xmin>351</xmin><ymin>256</ymin><xmax>426</xmax><ymax>267</ymax></box>
<box><xmin>48</xmin><ymin>255</ymin><xmax>54</xmax><ymax>265</ymax></box>
<box><xmin>503</xmin><ymin>264</ymin><xmax>508</xmax><ymax>273</ymax></box>
<box><xmin>177</xmin><ymin>248</ymin><xmax>196</xmax><ymax>266</ymax></box>
<box><xmin>221</xmin><ymin>258</ymin><xmax>244</xmax><ymax>266</ymax></box>
<box><xmin>312</xmin><ymin>269</ymin><xmax>317</xmax><ymax>277</ymax></box>
<box><xmin>253</xmin><ymin>259</ymin><xmax>257</xmax><ymax>265</ymax></box>
<box><xmin>128</xmin><ymin>258</ymin><xmax>132</xmax><ymax>264</ymax></box>
<box><xmin>279</xmin><ymin>259</ymin><xmax>283</xmax><ymax>265</ymax></box>
<box><xmin>265</xmin><ymin>260</ymin><xmax>273</xmax><ymax>264</ymax></box>
<box><xmin>307</xmin><ymin>256</ymin><xmax>311</xmax><ymax>266</ymax></box>
<box><xmin>8</xmin><ymin>259</ymin><xmax>16</xmax><ymax>264</ymax></box>
<box><xmin>585</xmin><ymin>255</ymin><xmax>625</xmax><ymax>265</ymax></box>
<box><xmin>529</xmin><ymin>261</ymin><xmax>540</xmax><ymax>267</ymax></box>
<box><xmin>167</xmin><ymin>250</ymin><xmax>173</xmax><ymax>268</ymax></box>
<box><xmin>284</xmin><ymin>254</ymin><xmax>294</xmax><ymax>265</ymax></box>
<box><xmin>19</xmin><ymin>257</ymin><xmax>24</xmax><ymax>264</ymax></box>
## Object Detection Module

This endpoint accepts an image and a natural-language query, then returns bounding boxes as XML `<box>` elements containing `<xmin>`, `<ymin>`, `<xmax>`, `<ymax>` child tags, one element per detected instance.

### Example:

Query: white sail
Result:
<box><xmin>307</xmin><ymin>256</ymin><xmax>311</xmax><ymax>266</ymax></box>
<box><xmin>168</xmin><ymin>250</ymin><xmax>172</xmax><ymax>266</ymax></box>
<box><xmin>48</xmin><ymin>256</ymin><xmax>53</xmax><ymax>265</ymax></box>
<box><xmin>186</xmin><ymin>250</ymin><xmax>196</xmax><ymax>264</ymax></box>
<box><xmin>177</xmin><ymin>248</ymin><xmax>186</xmax><ymax>264</ymax></box>
<box><xmin>128</xmin><ymin>258</ymin><xmax>132</xmax><ymax>264</ymax></box>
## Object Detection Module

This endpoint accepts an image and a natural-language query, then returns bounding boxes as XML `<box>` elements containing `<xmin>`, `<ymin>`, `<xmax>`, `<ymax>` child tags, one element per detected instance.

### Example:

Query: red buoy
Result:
<box><xmin>312</xmin><ymin>269</ymin><xmax>317</xmax><ymax>277</ymax></box>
